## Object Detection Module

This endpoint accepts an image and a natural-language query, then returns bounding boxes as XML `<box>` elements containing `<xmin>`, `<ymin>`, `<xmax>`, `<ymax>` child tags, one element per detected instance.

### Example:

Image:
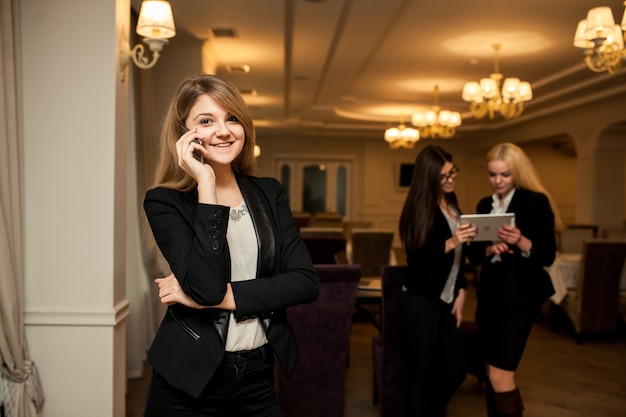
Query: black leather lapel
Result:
<box><xmin>237</xmin><ymin>176</ymin><xmax>276</xmax><ymax>277</ymax></box>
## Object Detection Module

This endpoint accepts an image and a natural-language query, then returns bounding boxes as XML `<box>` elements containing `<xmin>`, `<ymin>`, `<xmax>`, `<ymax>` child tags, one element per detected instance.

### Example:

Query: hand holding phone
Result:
<box><xmin>192</xmin><ymin>138</ymin><xmax>204</xmax><ymax>163</ymax></box>
<box><xmin>181</xmin><ymin>124</ymin><xmax>204</xmax><ymax>163</ymax></box>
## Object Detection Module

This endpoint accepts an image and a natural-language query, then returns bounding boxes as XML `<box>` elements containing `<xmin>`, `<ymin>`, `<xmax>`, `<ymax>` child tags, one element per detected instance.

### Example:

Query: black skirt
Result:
<box><xmin>475</xmin><ymin>295</ymin><xmax>542</xmax><ymax>371</ymax></box>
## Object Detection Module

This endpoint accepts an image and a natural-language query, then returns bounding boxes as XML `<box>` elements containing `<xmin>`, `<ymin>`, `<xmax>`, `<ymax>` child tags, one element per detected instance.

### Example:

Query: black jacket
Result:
<box><xmin>144</xmin><ymin>175</ymin><xmax>319</xmax><ymax>398</ymax></box>
<box><xmin>468</xmin><ymin>188</ymin><xmax>556</xmax><ymax>307</ymax></box>
<box><xmin>405</xmin><ymin>209</ymin><xmax>468</xmax><ymax>303</ymax></box>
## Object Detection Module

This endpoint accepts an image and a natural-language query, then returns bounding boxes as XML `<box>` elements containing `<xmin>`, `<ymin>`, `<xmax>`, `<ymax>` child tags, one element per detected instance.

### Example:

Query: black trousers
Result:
<box><xmin>144</xmin><ymin>344</ymin><xmax>282</xmax><ymax>417</ymax></box>
<box><xmin>402</xmin><ymin>291</ymin><xmax>467</xmax><ymax>417</ymax></box>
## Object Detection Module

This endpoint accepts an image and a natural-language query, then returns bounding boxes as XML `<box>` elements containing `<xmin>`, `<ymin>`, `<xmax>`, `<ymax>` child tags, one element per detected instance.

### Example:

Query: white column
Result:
<box><xmin>20</xmin><ymin>0</ymin><xmax>130</xmax><ymax>416</ymax></box>
<box><xmin>570</xmin><ymin>128</ymin><xmax>601</xmax><ymax>225</ymax></box>
<box><xmin>570</xmin><ymin>126</ymin><xmax>626</xmax><ymax>231</ymax></box>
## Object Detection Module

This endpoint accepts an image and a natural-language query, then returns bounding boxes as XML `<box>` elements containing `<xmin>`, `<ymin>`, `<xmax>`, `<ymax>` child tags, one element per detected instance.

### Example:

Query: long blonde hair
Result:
<box><xmin>486</xmin><ymin>142</ymin><xmax>562</xmax><ymax>229</ymax></box>
<box><xmin>151</xmin><ymin>74</ymin><xmax>257</xmax><ymax>192</ymax></box>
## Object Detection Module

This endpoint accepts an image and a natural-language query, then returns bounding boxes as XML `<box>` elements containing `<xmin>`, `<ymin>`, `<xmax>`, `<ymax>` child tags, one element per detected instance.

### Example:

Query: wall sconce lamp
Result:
<box><xmin>120</xmin><ymin>0</ymin><xmax>176</xmax><ymax>81</ymax></box>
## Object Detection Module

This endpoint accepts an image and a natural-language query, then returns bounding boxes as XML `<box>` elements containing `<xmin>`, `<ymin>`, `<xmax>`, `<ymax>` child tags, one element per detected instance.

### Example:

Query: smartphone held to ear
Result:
<box><xmin>192</xmin><ymin>139</ymin><xmax>204</xmax><ymax>163</ymax></box>
<box><xmin>181</xmin><ymin>124</ymin><xmax>204</xmax><ymax>163</ymax></box>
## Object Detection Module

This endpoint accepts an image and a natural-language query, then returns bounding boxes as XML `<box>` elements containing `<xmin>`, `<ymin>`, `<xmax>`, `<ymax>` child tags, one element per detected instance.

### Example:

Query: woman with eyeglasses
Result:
<box><xmin>468</xmin><ymin>143</ymin><xmax>560</xmax><ymax>417</ymax></box>
<box><xmin>399</xmin><ymin>145</ymin><xmax>477</xmax><ymax>416</ymax></box>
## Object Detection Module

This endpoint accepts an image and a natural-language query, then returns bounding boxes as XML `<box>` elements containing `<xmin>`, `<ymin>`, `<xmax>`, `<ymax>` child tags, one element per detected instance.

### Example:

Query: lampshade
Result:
<box><xmin>517</xmin><ymin>82</ymin><xmax>533</xmax><ymax>101</ymax></box>
<box><xmin>585</xmin><ymin>6</ymin><xmax>615</xmax><ymax>41</ymax></box>
<box><xmin>136</xmin><ymin>0</ymin><xmax>176</xmax><ymax>39</ymax></box>
<box><xmin>461</xmin><ymin>82</ymin><xmax>480</xmax><ymax>102</ymax></box>
<box><xmin>479</xmin><ymin>77</ymin><xmax>499</xmax><ymax>99</ymax></box>
<box><xmin>501</xmin><ymin>78</ymin><xmax>520</xmax><ymax>98</ymax></box>
<box><xmin>604</xmin><ymin>25</ymin><xmax>625</xmax><ymax>49</ymax></box>
<box><xmin>573</xmin><ymin>20</ymin><xmax>594</xmax><ymax>48</ymax></box>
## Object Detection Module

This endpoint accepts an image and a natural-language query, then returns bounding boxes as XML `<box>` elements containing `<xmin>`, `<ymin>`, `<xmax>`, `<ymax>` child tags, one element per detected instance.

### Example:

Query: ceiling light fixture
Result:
<box><xmin>384</xmin><ymin>116</ymin><xmax>419</xmax><ymax>150</ymax></box>
<box><xmin>573</xmin><ymin>3</ymin><xmax>626</xmax><ymax>75</ymax></box>
<box><xmin>461</xmin><ymin>44</ymin><xmax>532</xmax><ymax>120</ymax></box>
<box><xmin>119</xmin><ymin>0</ymin><xmax>176</xmax><ymax>82</ymax></box>
<box><xmin>411</xmin><ymin>85</ymin><xmax>461</xmax><ymax>139</ymax></box>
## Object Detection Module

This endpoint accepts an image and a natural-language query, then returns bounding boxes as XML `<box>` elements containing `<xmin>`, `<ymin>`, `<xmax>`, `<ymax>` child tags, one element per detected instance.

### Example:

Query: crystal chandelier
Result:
<box><xmin>384</xmin><ymin>117</ymin><xmax>419</xmax><ymax>150</ymax></box>
<box><xmin>411</xmin><ymin>86</ymin><xmax>461</xmax><ymax>139</ymax></box>
<box><xmin>573</xmin><ymin>4</ymin><xmax>626</xmax><ymax>75</ymax></box>
<box><xmin>461</xmin><ymin>44</ymin><xmax>533</xmax><ymax>120</ymax></box>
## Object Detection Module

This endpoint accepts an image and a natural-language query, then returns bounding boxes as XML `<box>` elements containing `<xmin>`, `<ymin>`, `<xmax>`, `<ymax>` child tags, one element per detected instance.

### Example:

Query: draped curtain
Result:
<box><xmin>0</xmin><ymin>0</ymin><xmax>45</xmax><ymax>415</ymax></box>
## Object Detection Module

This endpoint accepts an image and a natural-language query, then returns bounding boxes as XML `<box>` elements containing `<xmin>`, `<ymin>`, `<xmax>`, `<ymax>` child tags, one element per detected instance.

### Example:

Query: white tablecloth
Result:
<box><xmin>546</xmin><ymin>252</ymin><xmax>626</xmax><ymax>304</ymax></box>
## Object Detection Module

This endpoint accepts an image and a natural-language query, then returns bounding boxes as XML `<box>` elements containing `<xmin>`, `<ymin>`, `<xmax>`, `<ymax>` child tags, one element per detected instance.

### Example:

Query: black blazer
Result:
<box><xmin>468</xmin><ymin>188</ymin><xmax>556</xmax><ymax>307</ymax></box>
<box><xmin>405</xmin><ymin>209</ymin><xmax>468</xmax><ymax>303</ymax></box>
<box><xmin>144</xmin><ymin>175</ymin><xmax>319</xmax><ymax>398</ymax></box>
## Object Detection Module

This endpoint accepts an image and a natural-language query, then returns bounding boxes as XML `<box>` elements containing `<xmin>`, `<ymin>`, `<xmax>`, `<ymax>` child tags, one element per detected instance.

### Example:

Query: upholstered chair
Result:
<box><xmin>559</xmin><ymin>240</ymin><xmax>626</xmax><ymax>343</ymax></box>
<box><xmin>274</xmin><ymin>264</ymin><xmax>361</xmax><ymax>417</ymax></box>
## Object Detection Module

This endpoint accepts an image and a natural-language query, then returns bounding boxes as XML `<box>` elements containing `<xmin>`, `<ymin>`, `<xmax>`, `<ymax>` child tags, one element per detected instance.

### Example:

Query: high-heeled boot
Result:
<box><xmin>493</xmin><ymin>388</ymin><xmax>524</xmax><ymax>417</ymax></box>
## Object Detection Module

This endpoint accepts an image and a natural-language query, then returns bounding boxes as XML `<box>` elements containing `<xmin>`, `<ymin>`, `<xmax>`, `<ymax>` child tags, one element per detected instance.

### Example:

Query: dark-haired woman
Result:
<box><xmin>399</xmin><ymin>145</ymin><xmax>477</xmax><ymax>416</ymax></box>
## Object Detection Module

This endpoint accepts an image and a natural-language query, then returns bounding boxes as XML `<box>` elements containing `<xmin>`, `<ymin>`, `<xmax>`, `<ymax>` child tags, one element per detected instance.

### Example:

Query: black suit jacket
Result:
<box><xmin>468</xmin><ymin>188</ymin><xmax>556</xmax><ymax>307</ymax></box>
<box><xmin>144</xmin><ymin>175</ymin><xmax>319</xmax><ymax>398</ymax></box>
<box><xmin>405</xmin><ymin>209</ymin><xmax>468</xmax><ymax>303</ymax></box>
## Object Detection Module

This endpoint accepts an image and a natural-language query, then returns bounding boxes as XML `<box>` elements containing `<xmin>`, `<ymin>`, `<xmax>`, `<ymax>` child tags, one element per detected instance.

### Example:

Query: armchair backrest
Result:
<box><xmin>575</xmin><ymin>240</ymin><xmax>626</xmax><ymax>334</ymax></box>
<box><xmin>373</xmin><ymin>265</ymin><xmax>408</xmax><ymax>417</ymax></box>
<box><xmin>558</xmin><ymin>228</ymin><xmax>595</xmax><ymax>254</ymax></box>
<box><xmin>275</xmin><ymin>264</ymin><xmax>361</xmax><ymax>417</ymax></box>
<box><xmin>302</xmin><ymin>235</ymin><xmax>347</xmax><ymax>264</ymax></box>
<box><xmin>350</xmin><ymin>229</ymin><xmax>394</xmax><ymax>276</ymax></box>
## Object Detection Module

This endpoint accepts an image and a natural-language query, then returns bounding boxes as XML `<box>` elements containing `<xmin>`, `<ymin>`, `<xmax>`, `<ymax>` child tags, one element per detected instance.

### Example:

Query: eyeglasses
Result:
<box><xmin>441</xmin><ymin>166</ymin><xmax>460</xmax><ymax>182</ymax></box>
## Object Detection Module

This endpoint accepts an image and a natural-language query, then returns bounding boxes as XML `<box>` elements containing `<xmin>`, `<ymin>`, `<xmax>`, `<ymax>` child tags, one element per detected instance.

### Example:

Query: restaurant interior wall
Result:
<box><xmin>143</xmin><ymin>25</ymin><xmax>626</xmax><ymax>234</ymax></box>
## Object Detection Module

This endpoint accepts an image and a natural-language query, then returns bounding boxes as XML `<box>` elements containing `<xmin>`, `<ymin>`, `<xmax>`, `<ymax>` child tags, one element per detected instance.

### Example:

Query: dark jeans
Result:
<box><xmin>402</xmin><ymin>291</ymin><xmax>466</xmax><ymax>417</ymax></box>
<box><xmin>144</xmin><ymin>344</ymin><xmax>282</xmax><ymax>417</ymax></box>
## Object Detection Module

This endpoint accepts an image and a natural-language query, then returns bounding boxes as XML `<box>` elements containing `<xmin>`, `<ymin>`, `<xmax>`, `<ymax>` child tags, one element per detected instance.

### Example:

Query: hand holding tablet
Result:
<box><xmin>459</xmin><ymin>213</ymin><xmax>515</xmax><ymax>241</ymax></box>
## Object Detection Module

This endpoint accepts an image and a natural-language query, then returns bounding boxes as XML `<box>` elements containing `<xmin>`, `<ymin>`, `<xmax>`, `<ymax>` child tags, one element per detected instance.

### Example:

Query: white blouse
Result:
<box><xmin>224</xmin><ymin>200</ymin><xmax>268</xmax><ymax>352</ymax></box>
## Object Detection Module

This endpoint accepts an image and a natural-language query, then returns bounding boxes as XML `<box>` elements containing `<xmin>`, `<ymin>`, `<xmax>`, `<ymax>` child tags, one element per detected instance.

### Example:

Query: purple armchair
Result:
<box><xmin>275</xmin><ymin>264</ymin><xmax>361</xmax><ymax>417</ymax></box>
<box><xmin>372</xmin><ymin>265</ymin><xmax>407</xmax><ymax>417</ymax></box>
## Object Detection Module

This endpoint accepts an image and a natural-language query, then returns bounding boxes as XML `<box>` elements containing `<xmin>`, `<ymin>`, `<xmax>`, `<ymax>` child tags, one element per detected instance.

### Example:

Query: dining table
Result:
<box><xmin>546</xmin><ymin>251</ymin><xmax>626</xmax><ymax>304</ymax></box>
<box><xmin>356</xmin><ymin>276</ymin><xmax>382</xmax><ymax>330</ymax></box>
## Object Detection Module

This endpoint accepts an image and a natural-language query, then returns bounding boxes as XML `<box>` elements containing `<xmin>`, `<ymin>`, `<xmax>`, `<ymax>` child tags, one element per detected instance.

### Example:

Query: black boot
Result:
<box><xmin>493</xmin><ymin>388</ymin><xmax>524</xmax><ymax>417</ymax></box>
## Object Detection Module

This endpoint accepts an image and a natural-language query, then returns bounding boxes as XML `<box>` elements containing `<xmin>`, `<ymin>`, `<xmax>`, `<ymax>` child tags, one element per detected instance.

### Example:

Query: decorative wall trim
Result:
<box><xmin>24</xmin><ymin>299</ymin><xmax>130</xmax><ymax>327</ymax></box>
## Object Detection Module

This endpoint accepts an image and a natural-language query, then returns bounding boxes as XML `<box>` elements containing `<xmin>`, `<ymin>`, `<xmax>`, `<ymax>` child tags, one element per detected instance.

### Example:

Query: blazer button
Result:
<box><xmin>211</xmin><ymin>242</ymin><xmax>219</xmax><ymax>251</ymax></box>
<box><xmin>213</xmin><ymin>211</ymin><xmax>222</xmax><ymax>218</ymax></box>
<box><xmin>211</xmin><ymin>232</ymin><xmax>220</xmax><ymax>239</ymax></box>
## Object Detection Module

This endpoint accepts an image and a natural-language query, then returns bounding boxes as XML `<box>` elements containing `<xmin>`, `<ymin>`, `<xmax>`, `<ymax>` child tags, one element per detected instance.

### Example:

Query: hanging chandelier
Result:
<box><xmin>573</xmin><ymin>4</ymin><xmax>626</xmax><ymax>75</ymax></box>
<box><xmin>411</xmin><ymin>85</ymin><xmax>461</xmax><ymax>139</ymax></box>
<box><xmin>461</xmin><ymin>44</ymin><xmax>532</xmax><ymax>120</ymax></box>
<box><xmin>384</xmin><ymin>117</ymin><xmax>419</xmax><ymax>149</ymax></box>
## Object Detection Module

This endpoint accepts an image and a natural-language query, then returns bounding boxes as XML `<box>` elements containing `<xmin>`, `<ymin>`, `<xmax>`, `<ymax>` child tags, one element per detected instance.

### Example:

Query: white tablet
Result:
<box><xmin>459</xmin><ymin>213</ymin><xmax>515</xmax><ymax>242</ymax></box>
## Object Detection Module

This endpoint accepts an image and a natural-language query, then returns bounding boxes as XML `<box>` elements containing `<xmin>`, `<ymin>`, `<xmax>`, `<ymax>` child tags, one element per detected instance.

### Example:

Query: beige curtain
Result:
<box><xmin>0</xmin><ymin>0</ymin><xmax>45</xmax><ymax>416</ymax></box>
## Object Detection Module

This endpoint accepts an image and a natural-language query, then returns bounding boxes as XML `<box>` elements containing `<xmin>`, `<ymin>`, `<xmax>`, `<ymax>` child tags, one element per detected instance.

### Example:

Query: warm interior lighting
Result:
<box><xmin>254</xmin><ymin>144</ymin><xmax>261</xmax><ymax>158</ymax></box>
<box><xmin>411</xmin><ymin>86</ymin><xmax>461</xmax><ymax>139</ymax></box>
<box><xmin>119</xmin><ymin>0</ymin><xmax>176</xmax><ymax>81</ymax></box>
<box><xmin>573</xmin><ymin>3</ymin><xmax>626</xmax><ymax>75</ymax></box>
<box><xmin>461</xmin><ymin>44</ymin><xmax>532</xmax><ymax>120</ymax></box>
<box><xmin>384</xmin><ymin>117</ymin><xmax>419</xmax><ymax>150</ymax></box>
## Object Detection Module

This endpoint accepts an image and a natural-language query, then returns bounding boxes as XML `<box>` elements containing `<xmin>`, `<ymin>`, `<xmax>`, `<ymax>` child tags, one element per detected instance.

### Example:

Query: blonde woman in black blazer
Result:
<box><xmin>143</xmin><ymin>75</ymin><xmax>319</xmax><ymax>417</ymax></box>
<box><xmin>469</xmin><ymin>143</ymin><xmax>560</xmax><ymax>417</ymax></box>
<box><xmin>399</xmin><ymin>146</ymin><xmax>477</xmax><ymax>417</ymax></box>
